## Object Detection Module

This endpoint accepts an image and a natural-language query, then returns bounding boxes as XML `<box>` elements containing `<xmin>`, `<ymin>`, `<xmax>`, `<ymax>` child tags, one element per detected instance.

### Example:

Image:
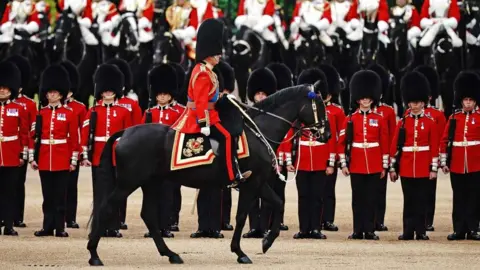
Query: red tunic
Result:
<box><xmin>406</xmin><ymin>106</ymin><xmax>447</xmax><ymax>137</ymax></box>
<box><xmin>390</xmin><ymin>112</ymin><xmax>439</xmax><ymax>178</ymax></box>
<box><xmin>30</xmin><ymin>105</ymin><xmax>79</xmax><ymax>171</ymax></box>
<box><xmin>338</xmin><ymin>110</ymin><xmax>389</xmax><ymax>174</ymax></box>
<box><xmin>142</xmin><ymin>103</ymin><xmax>185</xmax><ymax>126</ymax></box>
<box><xmin>57</xmin><ymin>0</ymin><xmax>93</xmax><ymax>22</ymax></box>
<box><xmin>374</xmin><ymin>104</ymin><xmax>397</xmax><ymax>149</ymax></box>
<box><xmin>171</xmin><ymin>63</ymin><xmax>220</xmax><ymax>133</ymax></box>
<box><xmin>188</xmin><ymin>2</ymin><xmax>216</xmax><ymax>31</ymax></box>
<box><xmin>440</xmin><ymin>110</ymin><xmax>480</xmax><ymax>174</ymax></box>
<box><xmin>66</xmin><ymin>99</ymin><xmax>87</xmax><ymax>130</ymax></box>
<box><xmin>346</xmin><ymin>0</ymin><xmax>390</xmax><ymax>22</ymax></box>
<box><xmin>0</xmin><ymin>100</ymin><xmax>29</xmax><ymax>167</ymax></box>
<box><xmin>291</xmin><ymin>1</ymin><xmax>333</xmax><ymax>24</ymax></box>
<box><xmin>419</xmin><ymin>0</ymin><xmax>460</xmax><ymax>22</ymax></box>
<box><xmin>15</xmin><ymin>94</ymin><xmax>37</xmax><ymax>132</ymax></box>
<box><xmin>81</xmin><ymin>104</ymin><xmax>132</xmax><ymax>166</ymax></box>
<box><xmin>1</xmin><ymin>2</ymin><xmax>41</xmax><ymax>26</ymax></box>
<box><xmin>116</xmin><ymin>96</ymin><xmax>143</xmax><ymax>126</ymax></box>
<box><xmin>237</xmin><ymin>0</ymin><xmax>275</xmax><ymax>16</ymax></box>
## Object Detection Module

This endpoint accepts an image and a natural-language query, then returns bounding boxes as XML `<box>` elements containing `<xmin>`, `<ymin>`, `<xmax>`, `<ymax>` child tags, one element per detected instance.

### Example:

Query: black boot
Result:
<box><xmin>398</xmin><ymin>234</ymin><xmax>414</xmax><ymax>240</ymax></box>
<box><xmin>230</xmin><ymin>158</ymin><xmax>252</xmax><ymax>188</ymax></box>
<box><xmin>13</xmin><ymin>221</ymin><xmax>26</xmax><ymax>228</ymax></box>
<box><xmin>375</xmin><ymin>224</ymin><xmax>388</xmax><ymax>231</ymax></box>
<box><xmin>119</xmin><ymin>222</ymin><xmax>128</xmax><ymax>230</ymax></box>
<box><xmin>323</xmin><ymin>222</ymin><xmax>339</xmax><ymax>231</ymax></box>
<box><xmin>310</xmin><ymin>230</ymin><xmax>327</xmax><ymax>239</ymax></box>
<box><xmin>170</xmin><ymin>223</ymin><xmax>179</xmax><ymax>232</ymax></box>
<box><xmin>161</xmin><ymin>230</ymin><xmax>175</xmax><ymax>238</ymax></box>
<box><xmin>209</xmin><ymin>230</ymin><xmax>224</xmax><ymax>239</ymax></box>
<box><xmin>34</xmin><ymin>229</ymin><xmax>54</xmax><ymax>237</ymax></box>
<box><xmin>447</xmin><ymin>232</ymin><xmax>466</xmax><ymax>240</ymax></box>
<box><xmin>416</xmin><ymin>234</ymin><xmax>429</xmax><ymax>240</ymax></box>
<box><xmin>467</xmin><ymin>231</ymin><xmax>480</xmax><ymax>240</ymax></box>
<box><xmin>426</xmin><ymin>225</ymin><xmax>434</xmax><ymax>232</ymax></box>
<box><xmin>3</xmin><ymin>228</ymin><xmax>18</xmax><ymax>236</ymax></box>
<box><xmin>222</xmin><ymin>223</ymin><xmax>234</xmax><ymax>231</ymax></box>
<box><xmin>364</xmin><ymin>232</ymin><xmax>380</xmax><ymax>240</ymax></box>
<box><xmin>293</xmin><ymin>231</ymin><xmax>310</xmax><ymax>239</ymax></box>
<box><xmin>348</xmin><ymin>232</ymin><xmax>364</xmax><ymax>240</ymax></box>
<box><xmin>66</xmin><ymin>221</ymin><xmax>80</xmax><ymax>229</ymax></box>
<box><xmin>279</xmin><ymin>223</ymin><xmax>289</xmax><ymax>231</ymax></box>
<box><xmin>55</xmin><ymin>230</ymin><xmax>69</xmax><ymax>237</ymax></box>
<box><xmin>242</xmin><ymin>229</ymin><xmax>264</xmax><ymax>238</ymax></box>
<box><xmin>190</xmin><ymin>230</ymin><xmax>209</xmax><ymax>238</ymax></box>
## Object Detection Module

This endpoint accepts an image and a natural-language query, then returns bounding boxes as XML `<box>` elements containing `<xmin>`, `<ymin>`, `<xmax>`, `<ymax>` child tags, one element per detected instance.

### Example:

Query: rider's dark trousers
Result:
<box><xmin>0</xmin><ymin>166</ymin><xmax>18</xmax><ymax>230</ymax></box>
<box><xmin>13</xmin><ymin>163</ymin><xmax>28</xmax><ymax>223</ymax></box>
<box><xmin>65</xmin><ymin>165</ymin><xmax>80</xmax><ymax>223</ymax></box>
<box><xmin>450</xmin><ymin>172</ymin><xmax>480</xmax><ymax>233</ymax></box>
<box><xmin>39</xmin><ymin>170</ymin><xmax>68</xmax><ymax>231</ymax></box>
<box><xmin>296</xmin><ymin>170</ymin><xmax>326</xmax><ymax>232</ymax></box>
<box><xmin>351</xmin><ymin>173</ymin><xmax>379</xmax><ymax>234</ymax></box>
<box><xmin>322</xmin><ymin>167</ymin><xmax>337</xmax><ymax>224</ymax></box>
<box><xmin>197</xmin><ymin>187</ymin><xmax>222</xmax><ymax>232</ymax></box>
<box><xmin>209</xmin><ymin>123</ymin><xmax>237</xmax><ymax>181</ymax></box>
<box><xmin>374</xmin><ymin>173</ymin><xmax>388</xmax><ymax>228</ymax></box>
<box><xmin>425</xmin><ymin>177</ymin><xmax>437</xmax><ymax>227</ymax></box>
<box><xmin>221</xmin><ymin>187</ymin><xmax>232</xmax><ymax>225</ymax></box>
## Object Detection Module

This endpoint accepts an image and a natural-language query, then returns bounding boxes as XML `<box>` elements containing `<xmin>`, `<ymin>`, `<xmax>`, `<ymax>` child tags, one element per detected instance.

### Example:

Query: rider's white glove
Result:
<box><xmin>201</xmin><ymin>127</ymin><xmax>210</xmax><ymax>136</ymax></box>
<box><xmin>98</xmin><ymin>22</ymin><xmax>112</xmax><ymax>33</ymax></box>
<box><xmin>443</xmin><ymin>18</ymin><xmax>458</xmax><ymax>29</ymax></box>
<box><xmin>77</xmin><ymin>17</ymin><xmax>92</xmax><ymax>28</ymax></box>
<box><xmin>253</xmin><ymin>23</ymin><xmax>265</xmax><ymax>33</ymax></box>
<box><xmin>420</xmin><ymin>18</ymin><xmax>434</xmax><ymax>29</ymax></box>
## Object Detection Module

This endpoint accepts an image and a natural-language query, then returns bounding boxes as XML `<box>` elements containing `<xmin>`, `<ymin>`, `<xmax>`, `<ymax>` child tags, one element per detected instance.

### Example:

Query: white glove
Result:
<box><xmin>253</xmin><ymin>23</ymin><xmax>265</xmax><ymax>33</ymax></box>
<box><xmin>138</xmin><ymin>17</ymin><xmax>152</xmax><ymax>29</ymax></box>
<box><xmin>201</xmin><ymin>127</ymin><xmax>210</xmax><ymax>136</ymax></box>
<box><xmin>99</xmin><ymin>22</ymin><xmax>112</xmax><ymax>33</ymax></box>
<box><xmin>443</xmin><ymin>18</ymin><xmax>458</xmax><ymax>29</ymax></box>
<box><xmin>420</xmin><ymin>18</ymin><xmax>433</xmax><ymax>29</ymax></box>
<box><xmin>77</xmin><ymin>17</ymin><xmax>92</xmax><ymax>28</ymax></box>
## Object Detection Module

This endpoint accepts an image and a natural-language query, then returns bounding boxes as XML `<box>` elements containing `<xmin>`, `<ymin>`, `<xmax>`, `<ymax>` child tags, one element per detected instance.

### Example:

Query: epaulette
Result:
<box><xmin>22</xmin><ymin>95</ymin><xmax>35</xmax><ymax>102</ymax></box>
<box><xmin>12</xmin><ymin>100</ymin><xmax>23</xmax><ymax>106</ymax></box>
<box><xmin>116</xmin><ymin>103</ymin><xmax>132</xmax><ymax>112</ymax></box>
<box><xmin>380</xmin><ymin>103</ymin><xmax>393</xmax><ymax>109</ymax></box>
<box><xmin>63</xmin><ymin>105</ymin><xmax>73</xmax><ymax>111</ymax></box>
<box><xmin>72</xmin><ymin>100</ymin><xmax>86</xmax><ymax>107</ymax></box>
<box><xmin>372</xmin><ymin>111</ymin><xmax>383</xmax><ymax>117</ymax></box>
<box><xmin>424</xmin><ymin>114</ymin><xmax>434</xmax><ymax>121</ymax></box>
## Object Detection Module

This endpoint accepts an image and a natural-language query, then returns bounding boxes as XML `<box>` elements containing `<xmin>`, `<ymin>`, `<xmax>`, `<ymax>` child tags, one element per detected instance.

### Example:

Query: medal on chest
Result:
<box><xmin>472</xmin><ymin>117</ymin><xmax>476</xmax><ymax>125</ymax></box>
<box><xmin>421</xmin><ymin>122</ymin><xmax>424</xmax><ymax>130</ymax></box>
<box><xmin>57</xmin><ymin>113</ymin><xmax>66</xmax><ymax>121</ymax></box>
<box><xmin>369</xmin><ymin>118</ymin><xmax>378</xmax><ymax>127</ymax></box>
<box><xmin>6</xmin><ymin>108</ymin><xmax>18</xmax><ymax>117</ymax></box>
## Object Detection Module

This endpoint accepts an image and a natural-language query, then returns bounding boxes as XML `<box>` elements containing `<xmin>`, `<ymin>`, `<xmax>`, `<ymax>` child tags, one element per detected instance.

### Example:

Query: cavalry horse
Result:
<box><xmin>86</xmin><ymin>85</ymin><xmax>330</xmax><ymax>266</ymax></box>
<box><xmin>291</xmin><ymin>27</ymin><xmax>329</xmax><ymax>79</ymax></box>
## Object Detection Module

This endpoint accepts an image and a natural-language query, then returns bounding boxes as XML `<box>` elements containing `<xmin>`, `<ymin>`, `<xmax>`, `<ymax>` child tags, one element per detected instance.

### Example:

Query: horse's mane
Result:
<box><xmin>250</xmin><ymin>85</ymin><xmax>314</xmax><ymax>113</ymax></box>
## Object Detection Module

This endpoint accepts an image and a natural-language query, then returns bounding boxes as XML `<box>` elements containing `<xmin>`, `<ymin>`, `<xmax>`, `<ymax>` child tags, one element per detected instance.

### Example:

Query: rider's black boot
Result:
<box><xmin>231</xmin><ymin>158</ymin><xmax>252</xmax><ymax>187</ymax></box>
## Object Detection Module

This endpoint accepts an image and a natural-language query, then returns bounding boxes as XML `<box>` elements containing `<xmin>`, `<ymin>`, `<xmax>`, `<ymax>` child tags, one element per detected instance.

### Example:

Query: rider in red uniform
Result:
<box><xmin>171</xmin><ymin>18</ymin><xmax>251</xmax><ymax>186</ymax></box>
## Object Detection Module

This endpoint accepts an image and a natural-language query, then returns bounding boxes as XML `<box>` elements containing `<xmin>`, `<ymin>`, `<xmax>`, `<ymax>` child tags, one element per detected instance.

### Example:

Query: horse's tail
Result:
<box><xmin>87</xmin><ymin>130</ymin><xmax>125</xmax><ymax>232</ymax></box>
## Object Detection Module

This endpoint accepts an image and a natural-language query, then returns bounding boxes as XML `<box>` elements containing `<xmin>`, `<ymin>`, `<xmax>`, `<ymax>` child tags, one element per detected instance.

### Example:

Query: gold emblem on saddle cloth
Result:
<box><xmin>183</xmin><ymin>137</ymin><xmax>205</xmax><ymax>157</ymax></box>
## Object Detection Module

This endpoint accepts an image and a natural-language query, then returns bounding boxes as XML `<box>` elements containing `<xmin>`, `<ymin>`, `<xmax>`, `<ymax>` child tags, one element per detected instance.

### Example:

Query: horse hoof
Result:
<box><xmin>169</xmin><ymin>255</ymin><xmax>184</xmax><ymax>264</ymax></box>
<box><xmin>237</xmin><ymin>256</ymin><xmax>252</xmax><ymax>264</ymax></box>
<box><xmin>88</xmin><ymin>258</ymin><xmax>104</xmax><ymax>266</ymax></box>
<box><xmin>262</xmin><ymin>238</ymin><xmax>272</xmax><ymax>254</ymax></box>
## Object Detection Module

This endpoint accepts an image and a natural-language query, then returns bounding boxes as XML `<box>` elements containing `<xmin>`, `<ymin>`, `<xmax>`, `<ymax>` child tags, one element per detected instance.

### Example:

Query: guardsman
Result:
<box><xmin>418</xmin><ymin>0</ymin><xmax>461</xmax><ymax>49</ymax></box>
<box><xmin>57</xmin><ymin>0</ymin><xmax>97</xmax><ymax>45</ymax></box>
<box><xmin>346</xmin><ymin>0</ymin><xmax>390</xmax><ymax>45</ymax></box>
<box><xmin>91</xmin><ymin>0</ymin><xmax>120</xmax><ymax>51</ymax></box>
<box><xmin>235</xmin><ymin>0</ymin><xmax>275</xmax><ymax>42</ymax></box>
<box><xmin>368</xmin><ymin>63</ymin><xmax>396</xmax><ymax>232</ymax></box>
<box><xmin>290</xmin><ymin>0</ymin><xmax>333</xmax><ymax>48</ymax></box>
<box><xmin>143</xmin><ymin>64</ymin><xmax>184</xmax><ymax>238</ymax></box>
<box><xmin>338</xmin><ymin>70</ymin><xmax>388</xmax><ymax>240</ymax></box>
<box><xmin>118</xmin><ymin>0</ymin><xmax>154</xmax><ymax>44</ymax></box>
<box><xmin>319</xmin><ymin>63</ymin><xmax>345</xmax><ymax>232</ymax></box>
<box><xmin>412</xmin><ymin>65</ymin><xmax>446</xmax><ymax>232</ymax></box>
<box><xmin>241</xmin><ymin>67</ymin><xmax>277</xmax><ymax>239</ymax></box>
<box><xmin>166</xmin><ymin>0</ymin><xmax>192</xmax><ymax>45</ymax></box>
<box><xmin>440</xmin><ymin>71</ymin><xmax>480</xmax><ymax>241</ymax></box>
<box><xmin>7</xmin><ymin>55</ymin><xmax>36</xmax><ymax>228</ymax></box>
<box><xmin>0</xmin><ymin>62</ymin><xmax>28</xmax><ymax>236</ymax></box>
<box><xmin>61</xmin><ymin>60</ymin><xmax>86</xmax><ymax>230</ymax></box>
<box><xmin>29</xmin><ymin>65</ymin><xmax>79</xmax><ymax>237</ymax></box>
<box><xmin>389</xmin><ymin>71</ymin><xmax>439</xmax><ymax>241</ymax></box>
<box><xmin>390</xmin><ymin>0</ymin><xmax>421</xmax><ymax>47</ymax></box>
<box><xmin>265</xmin><ymin>62</ymin><xmax>294</xmax><ymax>231</ymax></box>
<box><xmin>80</xmin><ymin>64</ymin><xmax>132</xmax><ymax>238</ymax></box>
<box><xmin>292</xmin><ymin>68</ymin><xmax>336</xmax><ymax>240</ymax></box>
<box><xmin>0</xmin><ymin>0</ymin><xmax>41</xmax><ymax>44</ymax></box>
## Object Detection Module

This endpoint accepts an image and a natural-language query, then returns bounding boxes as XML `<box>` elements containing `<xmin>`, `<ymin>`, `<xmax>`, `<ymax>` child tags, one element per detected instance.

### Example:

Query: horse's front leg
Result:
<box><xmin>258</xmin><ymin>182</ymin><xmax>283</xmax><ymax>254</ymax></box>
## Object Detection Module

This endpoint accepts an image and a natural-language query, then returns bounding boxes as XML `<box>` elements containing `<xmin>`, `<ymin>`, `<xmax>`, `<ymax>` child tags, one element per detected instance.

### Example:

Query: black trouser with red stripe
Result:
<box><xmin>296</xmin><ymin>170</ymin><xmax>326</xmax><ymax>232</ymax></box>
<box><xmin>425</xmin><ymin>177</ymin><xmax>437</xmax><ymax>227</ymax></box>
<box><xmin>401</xmin><ymin>177</ymin><xmax>428</xmax><ymax>236</ymax></box>
<box><xmin>450</xmin><ymin>172</ymin><xmax>480</xmax><ymax>233</ymax></box>
<box><xmin>350</xmin><ymin>173</ymin><xmax>379</xmax><ymax>234</ymax></box>
<box><xmin>322</xmin><ymin>167</ymin><xmax>337</xmax><ymax>224</ymax></box>
<box><xmin>197</xmin><ymin>187</ymin><xmax>222</xmax><ymax>231</ymax></box>
<box><xmin>13</xmin><ymin>163</ymin><xmax>27</xmax><ymax>223</ymax></box>
<box><xmin>0</xmin><ymin>166</ymin><xmax>18</xmax><ymax>230</ymax></box>
<box><xmin>209</xmin><ymin>123</ymin><xmax>237</xmax><ymax>181</ymax></box>
<box><xmin>39</xmin><ymin>170</ymin><xmax>69</xmax><ymax>232</ymax></box>
<box><xmin>374</xmin><ymin>173</ymin><xmax>388</xmax><ymax>227</ymax></box>
<box><xmin>65</xmin><ymin>165</ymin><xmax>80</xmax><ymax>223</ymax></box>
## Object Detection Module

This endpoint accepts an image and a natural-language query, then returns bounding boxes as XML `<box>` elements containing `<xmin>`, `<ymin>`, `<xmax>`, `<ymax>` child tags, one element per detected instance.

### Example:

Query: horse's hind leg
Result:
<box><xmin>141</xmin><ymin>181</ymin><xmax>184</xmax><ymax>264</ymax></box>
<box><xmin>258</xmin><ymin>182</ymin><xmax>283</xmax><ymax>254</ymax></box>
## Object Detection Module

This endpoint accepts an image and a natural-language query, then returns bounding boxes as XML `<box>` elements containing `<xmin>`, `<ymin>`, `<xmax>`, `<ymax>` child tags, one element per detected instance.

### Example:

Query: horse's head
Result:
<box><xmin>359</xmin><ymin>21</ymin><xmax>379</xmax><ymax>67</ymax></box>
<box><xmin>53</xmin><ymin>7</ymin><xmax>77</xmax><ymax>50</ymax></box>
<box><xmin>298</xmin><ymin>26</ymin><xmax>325</xmax><ymax>66</ymax></box>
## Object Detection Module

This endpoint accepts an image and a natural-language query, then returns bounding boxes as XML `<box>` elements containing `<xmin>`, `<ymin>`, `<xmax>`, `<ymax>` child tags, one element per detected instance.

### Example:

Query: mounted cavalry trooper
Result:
<box><xmin>91</xmin><ymin>0</ymin><xmax>120</xmax><ymax>50</ymax></box>
<box><xmin>326</xmin><ymin>0</ymin><xmax>355</xmax><ymax>38</ymax></box>
<box><xmin>346</xmin><ymin>0</ymin><xmax>391</xmax><ymax>46</ymax></box>
<box><xmin>30</xmin><ymin>65</ymin><xmax>79</xmax><ymax>238</ymax></box>
<box><xmin>290</xmin><ymin>0</ymin><xmax>333</xmax><ymax>48</ymax></box>
<box><xmin>166</xmin><ymin>0</ymin><xmax>193</xmax><ymax>45</ymax></box>
<box><xmin>118</xmin><ymin>0</ymin><xmax>155</xmax><ymax>44</ymax></box>
<box><xmin>0</xmin><ymin>0</ymin><xmax>40</xmax><ymax>43</ymax></box>
<box><xmin>390</xmin><ymin>0</ymin><xmax>421</xmax><ymax>47</ymax></box>
<box><xmin>440</xmin><ymin>71</ymin><xmax>480</xmax><ymax>241</ymax></box>
<box><xmin>171</xmin><ymin>19</ymin><xmax>252</xmax><ymax>186</ymax></box>
<box><xmin>31</xmin><ymin>0</ymin><xmax>51</xmax><ymax>42</ymax></box>
<box><xmin>0</xmin><ymin>62</ymin><xmax>29</xmax><ymax>237</ymax></box>
<box><xmin>80</xmin><ymin>64</ymin><xmax>132</xmax><ymax>238</ymax></box>
<box><xmin>389</xmin><ymin>71</ymin><xmax>439</xmax><ymax>241</ymax></box>
<box><xmin>56</xmin><ymin>0</ymin><xmax>96</xmax><ymax>45</ymax></box>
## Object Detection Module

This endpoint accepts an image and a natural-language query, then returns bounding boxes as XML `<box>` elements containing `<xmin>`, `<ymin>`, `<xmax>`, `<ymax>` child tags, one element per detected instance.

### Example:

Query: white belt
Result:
<box><xmin>352</xmin><ymin>142</ymin><xmax>379</xmax><ymax>148</ymax></box>
<box><xmin>94</xmin><ymin>136</ymin><xmax>110</xmax><ymax>142</ymax></box>
<box><xmin>40</xmin><ymin>139</ymin><xmax>67</xmax><ymax>145</ymax></box>
<box><xmin>452</xmin><ymin>141</ymin><xmax>480</xmax><ymax>147</ymax></box>
<box><xmin>0</xmin><ymin>135</ymin><xmax>18</xmax><ymax>142</ymax></box>
<box><xmin>299</xmin><ymin>140</ymin><xmax>326</xmax><ymax>146</ymax></box>
<box><xmin>402</xmin><ymin>146</ymin><xmax>430</xmax><ymax>152</ymax></box>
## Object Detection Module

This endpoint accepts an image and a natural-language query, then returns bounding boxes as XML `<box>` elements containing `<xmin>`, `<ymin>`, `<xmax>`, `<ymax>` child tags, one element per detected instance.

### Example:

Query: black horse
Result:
<box><xmin>292</xmin><ymin>27</ymin><xmax>328</xmax><ymax>78</ymax></box>
<box><xmin>357</xmin><ymin>21</ymin><xmax>384</xmax><ymax>68</ymax></box>
<box><xmin>86</xmin><ymin>86</ymin><xmax>330</xmax><ymax>266</ymax></box>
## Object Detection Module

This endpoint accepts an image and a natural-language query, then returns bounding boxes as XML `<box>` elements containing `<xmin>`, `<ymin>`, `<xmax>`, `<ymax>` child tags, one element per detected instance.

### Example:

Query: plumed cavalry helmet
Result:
<box><xmin>94</xmin><ymin>64</ymin><xmax>124</xmax><ymax>100</ymax></box>
<box><xmin>39</xmin><ymin>64</ymin><xmax>71</xmax><ymax>105</ymax></box>
<box><xmin>60</xmin><ymin>60</ymin><xmax>80</xmax><ymax>95</ymax></box>
<box><xmin>413</xmin><ymin>65</ymin><xmax>439</xmax><ymax>100</ymax></box>
<box><xmin>148</xmin><ymin>64</ymin><xmax>178</xmax><ymax>100</ymax></box>
<box><xmin>195</xmin><ymin>18</ymin><xmax>224</xmax><ymax>63</ymax></box>
<box><xmin>0</xmin><ymin>61</ymin><xmax>21</xmax><ymax>100</ymax></box>
<box><xmin>247</xmin><ymin>68</ymin><xmax>277</xmax><ymax>102</ymax></box>
<box><xmin>350</xmin><ymin>70</ymin><xmax>382</xmax><ymax>103</ymax></box>
<box><xmin>454</xmin><ymin>71</ymin><xmax>480</xmax><ymax>104</ymax></box>
<box><xmin>5</xmin><ymin>54</ymin><xmax>31</xmax><ymax>90</ymax></box>
<box><xmin>214</xmin><ymin>60</ymin><xmax>235</xmax><ymax>93</ymax></box>
<box><xmin>266</xmin><ymin>63</ymin><xmax>293</xmax><ymax>90</ymax></box>
<box><xmin>106</xmin><ymin>58</ymin><xmax>133</xmax><ymax>94</ymax></box>
<box><xmin>367</xmin><ymin>63</ymin><xmax>392</xmax><ymax>101</ymax></box>
<box><xmin>401</xmin><ymin>71</ymin><xmax>430</xmax><ymax>105</ymax></box>
<box><xmin>297</xmin><ymin>68</ymin><xmax>329</xmax><ymax>100</ymax></box>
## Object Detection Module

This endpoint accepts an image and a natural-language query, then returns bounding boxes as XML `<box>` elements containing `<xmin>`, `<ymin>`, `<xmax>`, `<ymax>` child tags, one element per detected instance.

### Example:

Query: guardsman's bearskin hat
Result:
<box><xmin>297</xmin><ymin>68</ymin><xmax>329</xmax><ymax>100</ymax></box>
<box><xmin>401</xmin><ymin>71</ymin><xmax>430</xmax><ymax>105</ymax></box>
<box><xmin>0</xmin><ymin>61</ymin><xmax>21</xmax><ymax>100</ymax></box>
<box><xmin>94</xmin><ymin>64</ymin><xmax>124</xmax><ymax>100</ymax></box>
<box><xmin>266</xmin><ymin>62</ymin><xmax>293</xmax><ymax>90</ymax></box>
<box><xmin>454</xmin><ymin>71</ymin><xmax>480</xmax><ymax>104</ymax></box>
<box><xmin>5</xmin><ymin>55</ymin><xmax>31</xmax><ymax>90</ymax></box>
<box><xmin>107</xmin><ymin>58</ymin><xmax>133</xmax><ymax>94</ymax></box>
<box><xmin>367</xmin><ymin>63</ymin><xmax>392</xmax><ymax>100</ymax></box>
<box><xmin>60</xmin><ymin>60</ymin><xmax>80</xmax><ymax>95</ymax></box>
<box><xmin>148</xmin><ymin>64</ymin><xmax>178</xmax><ymax>100</ymax></box>
<box><xmin>195</xmin><ymin>19</ymin><xmax>224</xmax><ymax>63</ymax></box>
<box><xmin>247</xmin><ymin>68</ymin><xmax>277</xmax><ymax>102</ymax></box>
<box><xmin>40</xmin><ymin>64</ymin><xmax>71</xmax><ymax>104</ymax></box>
<box><xmin>214</xmin><ymin>60</ymin><xmax>235</xmax><ymax>93</ymax></box>
<box><xmin>413</xmin><ymin>65</ymin><xmax>439</xmax><ymax>100</ymax></box>
<box><xmin>318</xmin><ymin>64</ymin><xmax>342</xmax><ymax>95</ymax></box>
<box><xmin>350</xmin><ymin>70</ymin><xmax>382</xmax><ymax>102</ymax></box>
<box><xmin>168</xmin><ymin>62</ymin><xmax>186</xmax><ymax>94</ymax></box>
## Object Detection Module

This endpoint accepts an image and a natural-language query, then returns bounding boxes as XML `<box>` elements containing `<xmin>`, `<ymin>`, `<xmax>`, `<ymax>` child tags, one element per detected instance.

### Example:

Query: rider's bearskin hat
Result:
<box><xmin>297</xmin><ymin>68</ymin><xmax>329</xmax><ymax>100</ymax></box>
<box><xmin>350</xmin><ymin>70</ymin><xmax>381</xmax><ymax>102</ymax></box>
<box><xmin>94</xmin><ymin>64</ymin><xmax>124</xmax><ymax>100</ymax></box>
<box><xmin>401</xmin><ymin>71</ymin><xmax>430</xmax><ymax>105</ymax></box>
<box><xmin>266</xmin><ymin>63</ymin><xmax>293</xmax><ymax>90</ymax></box>
<box><xmin>5</xmin><ymin>55</ymin><xmax>31</xmax><ymax>89</ymax></box>
<box><xmin>413</xmin><ymin>65</ymin><xmax>439</xmax><ymax>100</ymax></box>
<box><xmin>215</xmin><ymin>60</ymin><xmax>235</xmax><ymax>93</ymax></box>
<box><xmin>454</xmin><ymin>71</ymin><xmax>480</xmax><ymax>103</ymax></box>
<box><xmin>367</xmin><ymin>63</ymin><xmax>392</xmax><ymax>100</ymax></box>
<box><xmin>107</xmin><ymin>58</ymin><xmax>133</xmax><ymax>94</ymax></box>
<box><xmin>148</xmin><ymin>64</ymin><xmax>178</xmax><ymax>99</ymax></box>
<box><xmin>60</xmin><ymin>60</ymin><xmax>80</xmax><ymax>95</ymax></box>
<box><xmin>0</xmin><ymin>61</ymin><xmax>21</xmax><ymax>100</ymax></box>
<box><xmin>318</xmin><ymin>64</ymin><xmax>342</xmax><ymax>95</ymax></box>
<box><xmin>195</xmin><ymin>19</ymin><xmax>224</xmax><ymax>63</ymax></box>
<box><xmin>247</xmin><ymin>68</ymin><xmax>277</xmax><ymax>102</ymax></box>
<box><xmin>40</xmin><ymin>64</ymin><xmax>70</xmax><ymax>103</ymax></box>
